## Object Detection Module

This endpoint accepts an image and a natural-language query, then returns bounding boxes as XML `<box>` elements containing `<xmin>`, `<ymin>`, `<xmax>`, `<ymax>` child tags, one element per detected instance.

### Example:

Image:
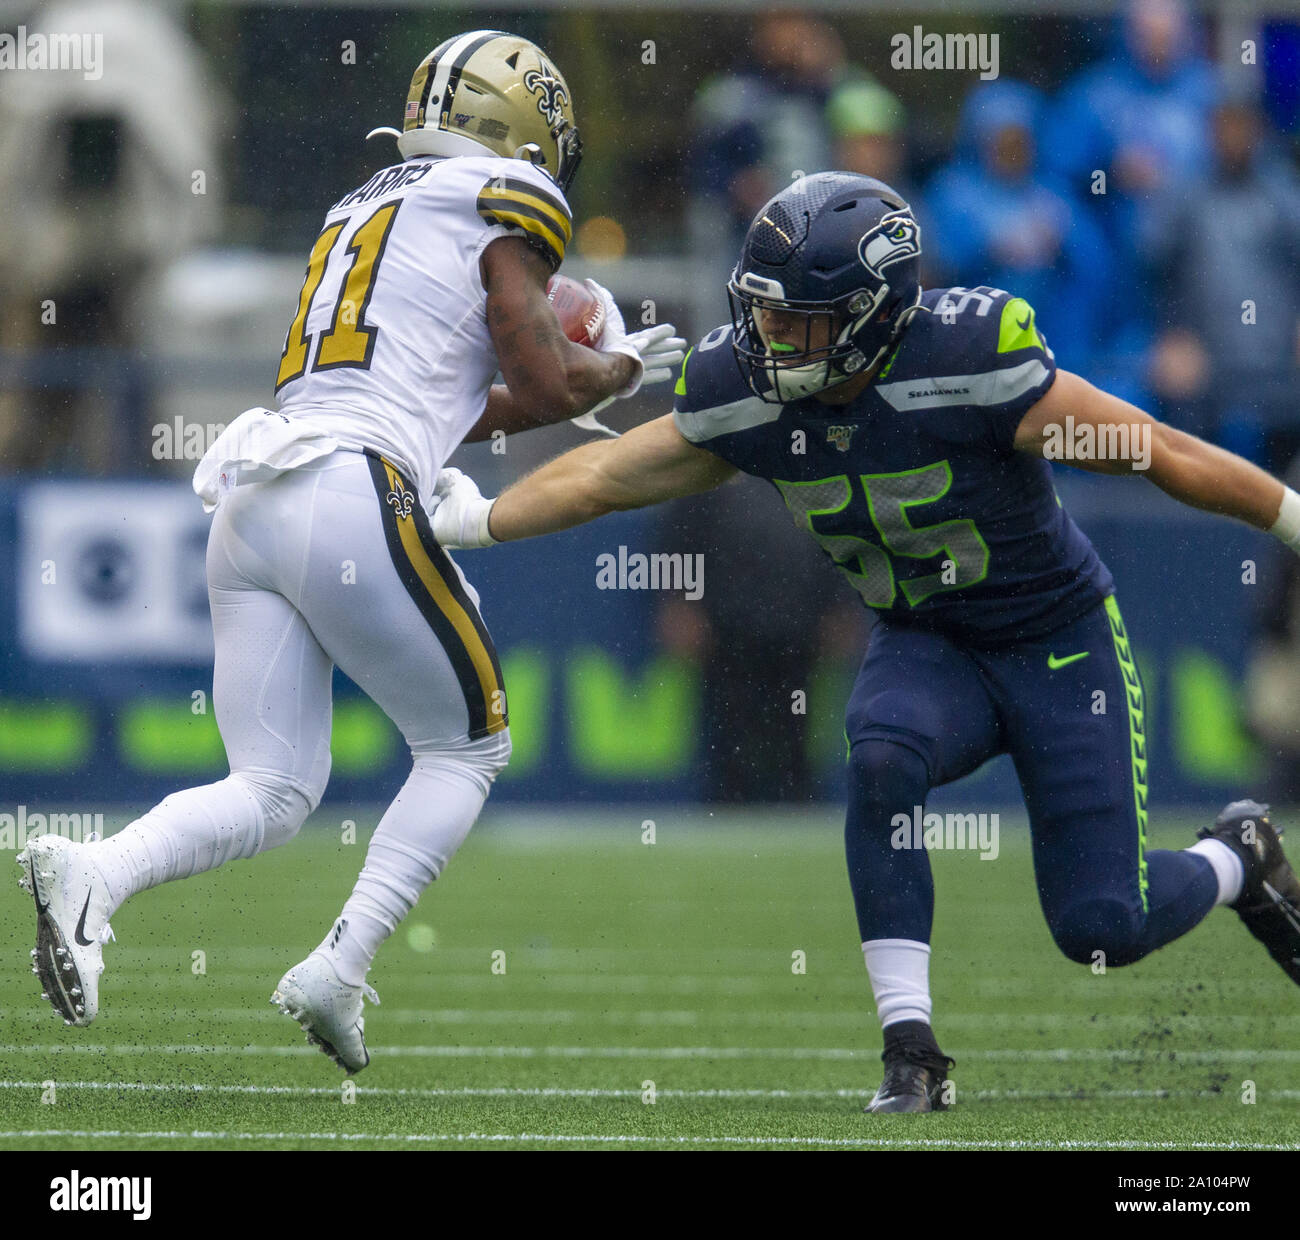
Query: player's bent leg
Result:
<box><xmin>1044</xmin><ymin>849</ymin><xmax>1220</xmax><ymax>967</ymax></box>
<box><xmin>999</xmin><ymin>597</ymin><xmax>1220</xmax><ymax>970</ymax></box>
<box><xmin>271</xmin><ymin>451</ymin><xmax>512</xmax><ymax>1069</ymax></box>
<box><xmin>20</xmin><ymin>518</ymin><xmax>335</xmax><ymax>1027</ymax></box>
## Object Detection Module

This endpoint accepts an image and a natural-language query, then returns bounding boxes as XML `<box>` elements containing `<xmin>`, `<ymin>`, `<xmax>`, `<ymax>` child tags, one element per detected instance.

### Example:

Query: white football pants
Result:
<box><xmin>93</xmin><ymin>448</ymin><xmax>510</xmax><ymax>983</ymax></box>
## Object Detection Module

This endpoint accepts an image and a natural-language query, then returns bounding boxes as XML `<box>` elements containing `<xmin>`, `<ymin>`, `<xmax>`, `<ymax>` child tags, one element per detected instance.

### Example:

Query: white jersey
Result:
<box><xmin>272</xmin><ymin>154</ymin><xmax>572</xmax><ymax>500</ymax></box>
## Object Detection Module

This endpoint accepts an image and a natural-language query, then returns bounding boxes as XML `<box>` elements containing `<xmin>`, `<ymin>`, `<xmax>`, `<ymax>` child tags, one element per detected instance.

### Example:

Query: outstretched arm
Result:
<box><xmin>434</xmin><ymin>414</ymin><xmax>737</xmax><ymax>547</ymax></box>
<box><xmin>1014</xmin><ymin>369</ymin><xmax>1286</xmax><ymax>532</ymax></box>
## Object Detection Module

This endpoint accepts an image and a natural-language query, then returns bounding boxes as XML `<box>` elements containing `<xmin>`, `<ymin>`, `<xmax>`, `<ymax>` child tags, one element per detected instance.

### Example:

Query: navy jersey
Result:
<box><xmin>672</xmin><ymin>285</ymin><xmax>1114</xmax><ymax>646</ymax></box>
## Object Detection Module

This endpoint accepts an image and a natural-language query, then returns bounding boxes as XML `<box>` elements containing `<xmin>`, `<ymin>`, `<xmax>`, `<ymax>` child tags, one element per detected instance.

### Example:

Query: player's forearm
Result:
<box><xmin>560</xmin><ymin>344</ymin><xmax>636</xmax><ymax>415</ymax></box>
<box><xmin>488</xmin><ymin>444</ymin><xmax>626</xmax><ymax>541</ymax></box>
<box><xmin>466</xmin><ymin>347</ymin><xmax>635</xmax><ymax>443</ymax></box>
<box><xmin>1147</xmin><ymin>423</ymin><xmax>1284</xmax><ymax>531</ymax></box>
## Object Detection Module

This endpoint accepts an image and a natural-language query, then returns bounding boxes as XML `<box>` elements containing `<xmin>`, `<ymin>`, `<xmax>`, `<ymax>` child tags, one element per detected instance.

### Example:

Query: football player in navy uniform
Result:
<box><xmin>434</xmin><ymin>173</ymin><xmax>1300</xmax><ymax>1113</ymax></box>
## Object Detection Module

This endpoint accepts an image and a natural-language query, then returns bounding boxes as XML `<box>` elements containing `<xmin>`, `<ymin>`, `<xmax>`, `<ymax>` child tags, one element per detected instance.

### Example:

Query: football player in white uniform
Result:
<box><xmin>18</xmin><ymin>30</ymin><xmax>685</xmax><ymax>1072</ymax></box>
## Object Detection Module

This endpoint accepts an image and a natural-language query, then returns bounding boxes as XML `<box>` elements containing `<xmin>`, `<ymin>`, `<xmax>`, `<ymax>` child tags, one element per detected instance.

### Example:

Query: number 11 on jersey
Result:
<box><xmin>275</xmin><ymin>201</ymin><xmax>402</xmax><ymax>391</ymax></box>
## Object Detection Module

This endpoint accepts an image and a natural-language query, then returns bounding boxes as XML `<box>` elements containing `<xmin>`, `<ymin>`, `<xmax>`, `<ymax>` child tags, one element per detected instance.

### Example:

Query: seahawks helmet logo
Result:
<box><xmin>523</xmin><ymin>65</ymin><xmax>569</xmax><ymax>130</ymax></box>
<box><xmin>857</xmin><ymin>212</ymin><xmax>922</xmax><ymax>280</ymax></box>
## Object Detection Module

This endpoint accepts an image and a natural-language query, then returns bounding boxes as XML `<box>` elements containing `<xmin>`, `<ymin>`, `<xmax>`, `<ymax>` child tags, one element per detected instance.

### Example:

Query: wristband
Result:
<box><xmin>1269</xmin><ymin>486</ymin><xmax>1300</xmax><ymax>552</ymax></box>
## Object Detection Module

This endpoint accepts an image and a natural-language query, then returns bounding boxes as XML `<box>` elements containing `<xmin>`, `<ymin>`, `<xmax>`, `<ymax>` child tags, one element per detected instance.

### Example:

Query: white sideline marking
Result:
<box><xmin>184</xmin><ymin>1007</ymin><xmax>1270</xmax><ymax>1030</ymax></box>
<box><xmin>1</xmin><ymin>1080</ymin><xmax>1295</xmax><ymax>1102</ymax></box>
<box><xmin>2</xmin><ymin>1043</ymin><xmax>1299</xmax><ymax>1062</ymax></box>
<box><xmin>1</xmin><ymin>1129</ymin><xmax>1296</xmax><ymax>1151</ymax></box>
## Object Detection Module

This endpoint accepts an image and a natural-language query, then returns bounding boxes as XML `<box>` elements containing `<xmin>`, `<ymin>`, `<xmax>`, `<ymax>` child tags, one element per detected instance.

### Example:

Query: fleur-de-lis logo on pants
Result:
<box><xmin>387</xmin><ymin>479</ymin><xmax>415</xmax><ymax>519</ymax></box>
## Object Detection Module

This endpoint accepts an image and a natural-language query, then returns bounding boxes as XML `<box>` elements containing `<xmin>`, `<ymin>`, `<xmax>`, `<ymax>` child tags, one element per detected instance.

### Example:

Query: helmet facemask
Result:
<box><xmin>729</xmin><ymin>276</ymin><xmax>911</xmax><ymax>404</ymax></box>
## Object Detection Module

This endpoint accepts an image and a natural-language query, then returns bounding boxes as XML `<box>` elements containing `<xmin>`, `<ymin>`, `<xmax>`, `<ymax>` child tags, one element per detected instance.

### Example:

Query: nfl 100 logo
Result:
<box><xmin>826</xmin><ymin>425</ymin><xmax>856</xmax><ymax>453</ymax></box>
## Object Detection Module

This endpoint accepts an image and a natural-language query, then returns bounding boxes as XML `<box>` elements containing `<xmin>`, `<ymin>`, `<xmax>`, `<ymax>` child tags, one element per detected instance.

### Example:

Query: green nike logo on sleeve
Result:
<box><xmin>1047</xmin><ymin>651</ymin><xmax>1090</xmax><ymax>670</ymax></box>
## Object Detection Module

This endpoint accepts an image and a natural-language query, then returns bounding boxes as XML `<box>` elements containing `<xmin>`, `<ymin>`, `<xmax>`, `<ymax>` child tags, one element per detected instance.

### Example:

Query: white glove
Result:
<box><xmin>624</xmin><ymin>323</ymin><xmax>688</xmax><ymax>388</ymax></box>
<box><xmin>584</xmin><ymin>278</ymin><xmax>643</xmax><ymax>396</ymax></box>
<box><xmin>431</xmin><ymin>468</ymin><xmax>497</xmax><ymax>549</ymax></box>
<box><xmin>584</xmin><ymin>280</ymin><xmax>688</xmax><ymax>400</ymax></box>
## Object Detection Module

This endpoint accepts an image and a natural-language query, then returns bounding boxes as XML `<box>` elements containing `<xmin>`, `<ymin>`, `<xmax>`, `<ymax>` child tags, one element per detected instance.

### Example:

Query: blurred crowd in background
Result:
<box><xmin>5</xmin><ymin>0</ymin><xmax>1300</xmax><ymax>477</ymax></box>
<box><xmin>4</xmin><ymin>0</ymin><xmax>1300</xmax><ymax>802</ymax></box>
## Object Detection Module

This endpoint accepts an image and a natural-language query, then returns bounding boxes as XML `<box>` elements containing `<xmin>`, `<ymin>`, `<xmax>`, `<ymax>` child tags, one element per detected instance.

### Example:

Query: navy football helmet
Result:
<box><xmin>728</xmin><ymin>172</ymin><xmax>923</xmax><ymax>403</ymax></box>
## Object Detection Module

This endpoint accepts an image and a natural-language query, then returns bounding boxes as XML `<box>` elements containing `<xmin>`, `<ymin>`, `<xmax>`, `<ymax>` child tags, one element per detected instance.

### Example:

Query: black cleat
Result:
<box><xmin>866</xmin><ymin>1022</ymin><xmax>955</xmax><ymax>1113</ymax></box>
<box><xmin>1198</xmin><ymin>800</ymin><xmax>1300</xmax><ymax>986</ymax></box>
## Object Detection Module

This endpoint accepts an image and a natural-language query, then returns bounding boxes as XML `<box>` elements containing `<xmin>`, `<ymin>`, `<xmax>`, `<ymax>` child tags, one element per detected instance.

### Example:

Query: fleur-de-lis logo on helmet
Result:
<box><xmin>386</xmin><ymin>479</ymin><xmax>415</xmax><ymax>519</ymax></box>
<box><xmin>523</xmin><ymin>64</ymin><xmax>570</xmax><ymax>130</ymax></box>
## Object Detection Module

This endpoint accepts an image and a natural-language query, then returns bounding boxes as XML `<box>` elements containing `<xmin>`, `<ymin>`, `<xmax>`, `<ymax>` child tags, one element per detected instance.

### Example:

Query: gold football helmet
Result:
<box><xmin>367</xmin><ymin>30</ymin><xmax>582</xmax><ymax>193</ymax></box>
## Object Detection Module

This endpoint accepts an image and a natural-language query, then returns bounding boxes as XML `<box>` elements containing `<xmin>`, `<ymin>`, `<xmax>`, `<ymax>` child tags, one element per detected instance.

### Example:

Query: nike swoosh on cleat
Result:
<box><xmin>74</xmin><ymin>891</ymin><xmax>95</xmax><ymax>947</ymax></box>
<box><xmin>31</xmin><ymin>869</ymin><xmax>49</xmax><ymax>915</ymax></box>
<box><xmin>1047</xmin><ymin>651</ymin><xmax>1090</xmax><ymax>670</ymax></box>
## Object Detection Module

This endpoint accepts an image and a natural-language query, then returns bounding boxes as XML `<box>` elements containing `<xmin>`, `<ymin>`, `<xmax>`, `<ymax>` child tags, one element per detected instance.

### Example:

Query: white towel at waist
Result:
<box><xmin>192</xmin><ymin>407</ymin><xmax>341</xmax><ymax>513</ymax></box>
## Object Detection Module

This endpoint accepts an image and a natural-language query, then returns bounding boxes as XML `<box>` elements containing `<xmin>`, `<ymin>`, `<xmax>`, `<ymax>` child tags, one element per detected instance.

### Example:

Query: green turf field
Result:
<box><xmin>0</xmin><ymin>809</ymin><xmax>1297</xmax><ymax>1151</ymax></box>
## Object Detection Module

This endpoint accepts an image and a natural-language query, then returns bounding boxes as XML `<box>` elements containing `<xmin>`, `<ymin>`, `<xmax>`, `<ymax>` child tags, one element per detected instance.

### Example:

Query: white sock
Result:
<box><xmin>863</xmin><ymin>937</ymin><xmax>932</xmax><ymax>1027</ymax></box>
<box><xmin>1188</xmin><ymin>838</ymin><xmax>1246</xmax><ymax>906</ymax></box>
<box><xmin>313</xmin><ymin>914</ymin><xmax>389</xmax><ymax>987</ymax></box>
<box><xmin>317</xmin><ymin>749</ymin><xmax>495</xmax><ymax>986</ymax></box>
<box><xmin>92</xmin><ymin>772</ymin><xmax>309</xmax><ymax>918</ymax></box>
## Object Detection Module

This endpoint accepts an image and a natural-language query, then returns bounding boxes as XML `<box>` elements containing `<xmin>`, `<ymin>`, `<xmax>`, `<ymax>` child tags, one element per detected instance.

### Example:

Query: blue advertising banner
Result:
<box><xmin>0</xmin><ymin>476</ymin><xmax>1277</xmax><ymax>811</ymax></box>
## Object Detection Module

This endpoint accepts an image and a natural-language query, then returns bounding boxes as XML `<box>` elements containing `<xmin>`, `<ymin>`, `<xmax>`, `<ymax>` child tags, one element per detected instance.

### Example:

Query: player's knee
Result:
<box><xmin>1049</xmin><ymin>899</ymin><xmax>1144</xmax><ymax>967</ymax></box>
<box><xmin>410</xmin><ymin>727</ymin><xmax>511</xmax><ymax>790</ymax></box>
<box><xmin>236</xmin><ymin>769</ymin><xmax>319</xmax><ymax>850</ymax></box>
<box><xmin>847</xmin><ymin>738</ymin><xmax>930</xmax><ymax>810</ymax></box>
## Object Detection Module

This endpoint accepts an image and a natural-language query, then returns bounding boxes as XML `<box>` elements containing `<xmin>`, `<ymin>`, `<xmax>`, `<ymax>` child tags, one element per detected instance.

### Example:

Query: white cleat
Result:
<box><xmin>19</xmin><ymin>834</ymin><xmax>114</xmax><ymax>1026</ymax></box>
<box><xmin>271</xmin><ymin>952</ymin><xmax>379</xmax><ymax>1074</ymax></box>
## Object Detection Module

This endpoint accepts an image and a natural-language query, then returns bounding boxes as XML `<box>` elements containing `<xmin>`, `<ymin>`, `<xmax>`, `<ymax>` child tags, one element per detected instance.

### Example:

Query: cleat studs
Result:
<box><xmin>55</xmin><ymin>947</ymin><xmax>66</xmax><ymax>957</ymax></box>
<box><xmin>61</xmin><ymin>962</ymin><xmax>72</xmax><ymax>972</ymax></box>
<box><xmin>39</xmin><ymin>992</ymin><xmax>48</xmax><ymax>1000</ymax></box>
<box><xmin>70</xmin><ymin>987</ymin><xmax>81</xmax><ymax>997</ymax></box>
<box><xmin>74</xmin><ymin>1005</ymin><xmax>83</xmax><ymax>1015</ymax></box>
<box><xmin>30</xmin><ymin>949</ymin><xmax>37</xmax><ymax>958</ymax></box>
<box><xmin>63</xmin><ymin>1019</ymin><xmax>71</xmax><ymax>1026</ymax></box>
<box><xmin>31</xmin><ymin>966</ymin><xmax>38</xmax><ymax>975</ymax></box>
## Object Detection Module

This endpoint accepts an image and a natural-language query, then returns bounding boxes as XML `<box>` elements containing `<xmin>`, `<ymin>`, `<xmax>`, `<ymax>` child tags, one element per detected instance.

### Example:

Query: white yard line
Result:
<box><xmin>0</xmin><ymin>1080</ymin><xmax>1291</xmax><ymax>1101</ymax></box>
<box><xmin>0</xmin><ymin>1043</ymin><xmax>1297</xmax><ymax>1061</ymax></box>
<box><xmin>0</xmin><ymin>1129</ymin><xmax>1295</xmax><ymax>1150</ymax></box>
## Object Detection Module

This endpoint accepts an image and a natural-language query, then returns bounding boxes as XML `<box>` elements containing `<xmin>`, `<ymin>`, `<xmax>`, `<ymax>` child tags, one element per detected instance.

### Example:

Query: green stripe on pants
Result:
<box><xmin>1104</xmin><ymin>595</ymin><xmax>1149</xmax><ymax>913</ymax></box>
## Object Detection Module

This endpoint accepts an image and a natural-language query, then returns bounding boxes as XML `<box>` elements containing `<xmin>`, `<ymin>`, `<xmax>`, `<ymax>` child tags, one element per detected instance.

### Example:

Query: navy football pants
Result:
<box><xmin>843</xmin><ymin>597</ymin><xmax>1218</xmax><ymax>966</ymax></box>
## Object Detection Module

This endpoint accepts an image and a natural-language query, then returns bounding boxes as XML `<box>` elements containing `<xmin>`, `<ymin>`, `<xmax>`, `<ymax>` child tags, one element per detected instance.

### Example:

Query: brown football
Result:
<box><xmin>546</xmin><ymin>274</ymin><xmax>605</xmax><ymax>348</ymax></box>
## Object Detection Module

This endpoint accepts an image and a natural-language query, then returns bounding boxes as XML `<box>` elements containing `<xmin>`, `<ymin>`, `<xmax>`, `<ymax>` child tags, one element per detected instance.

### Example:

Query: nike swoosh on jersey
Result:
<box><xmin>74</xmin><ymin>891</ymin><xmax>95</xmax><ymax>946</ymax></box>
<box><xmin>1017</xmin><ymin>314</ymin><xmax>1032</xmax><ymax>331</ymax></box>
<box><xmin>1047</xmin><ymin>651</ymin><xmax>1090</xmax><ymax>669</ymax></box>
